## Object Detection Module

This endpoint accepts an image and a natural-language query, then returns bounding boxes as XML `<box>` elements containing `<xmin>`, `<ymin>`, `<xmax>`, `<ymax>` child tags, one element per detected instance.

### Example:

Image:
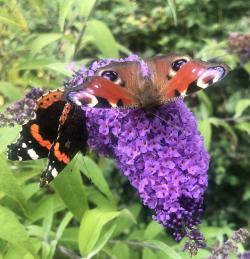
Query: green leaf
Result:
<box><xmin>29</xmin><ymin>33</ymin><xmax>63</xmax><ymax>57</ymax></box>
<box><xmin>49</xmin><ymin>212</ymin><xmax>73</xmax><ymax>259</ymax></box>
<box><xmin>86</xmin><ymin>187</ymin><xmax>115</xmax><ymax>210</ymax></box>
<box><xmin>0</xmin><ymin>82</ymin><xmax>22</xmax><ymax>100</ymax></box>
<box><xmin>27</xmin><ymin>0</ymin><xmax>44</xmax><ymax>16</ymax></box>
<box><xmin>85</xmin><ymin>19</ymin><xmax>119</xmax><ymax>58</ymax></box>
<box><xmin>0</xmin><ymin>156</ymin><xmax>28</xmax><ymax>213</ymax></box>
<box><xmin>167</xmin><ymin>0</ymin><xmax>178</xmax><ymax>26</ymax></box>
<box><xmin>0</xmin><ymin>126</ymin><xmax>20</xmax><ymax>153</ymax></box>
<box><xmin>116</xmin><ymin>42</ymin><xmax>131</xmax><ymax>55</ymax></box>
<box><xmin>144</xmin><ymin>240</ymin><xmax>182</xmax><ymax>259</ymax></box>
<box><xmin>12</xmin><ymin>3</ymin><xmax>29</xmax><ymax>32</ymax></box>
<box><xmin>234</xmin><ymin>99</ymin><xmax>250</xmax><ymax>118</ymax></box>
<box><xmin>144</xmin><ymin>221</ymin><xmax>164</xmax><ymax>240</ymax></box>
<box><xmin>86</xmin><ymin>224</ymin><xmax>117</xmax><ymax>259</ymax></box>
<box><xmin>79</xmin><ymin>0</ymin><xmax>96</xmax><ymax>19</ymax></box>
<box><xmin>113</xmin><ymin>209</ymin><xmax>137</xmax><ymax>238</ymax></box>
<box><xmin>112</xmin><ymin>243</ymin><xmax>130</xmax><ymax>259</ymax></box>
<box><xmin>209</xmin><ymin>117</ymin><xmax>238</xmax><ymax>146</ymax></box>
<box><xmin>235</xmin><ymin>122</ymin><xmax>250</xmax><ymax>135</ymax></box>
<box><xmin>17</xmin><ymin>59</ymin><xmax>58</xmax><ymax>70</ymax></box>
<box><xmin>198</xmin><ymin>104</ymin><xmax>212</xmax><ymax>149</ymax></box>
<box><xmin>79</xmin><ymin>209</ymin><xmax>120</xmax><ymax>257</ymax></box>
<box><xmin>53</xmin><ymin>154</ymin><xmax>88</xmax><ymax>221</ymax></box>
<box><xmin>79</xmin><ymin>156</ymin><xmax>114</xmax><ymax>201</ymax></box>
<box><xmin>143</xmin><ymin>248</ymin><xmax>157</xmax><ymax>259</ymax></box>
<box><xmin>58</xmin><ymin>0</ymin><xmax>75</xmax><ymax>31</ymax></box>
<box><xmin>198</xmin><ymin>119</ymin><xmax>212</xmax><ymax>150</ymax></box>
<box><xmin>0</xmin><ymin>15</ymin><xmax>23</xmax><ymax>30</ymax></box>
<box><xmin>42</xmin><ymin>199</ymin><xmax>54</xmax><ymax>241</ymax></box>
<box><xmin>0</xmin><ymin>206</ymin><xmax>35</xmax><ymax>256</ymax></box>
<box><xmin>198</xmin><ymin>91</ymin><xmax>213</xmax><ymax>115</ymax></box>
<box><xmin>46</xmin><ymin>62</ymin><xmax>73</xmax><ymax>76</ymax></box>
<box><xmin>4</xmin><ymin>239</ymin><xmax>42</xmax><ymax>259</ymax></box>
<box><xmin>29</xmin><ymin>194</ymin><xmax>65</xmax><ymax>222</ymax></box>
<box><xmin>244</xmin><ymin>61</ymin><xmax>250</xmax><ymax>74</ymax></box>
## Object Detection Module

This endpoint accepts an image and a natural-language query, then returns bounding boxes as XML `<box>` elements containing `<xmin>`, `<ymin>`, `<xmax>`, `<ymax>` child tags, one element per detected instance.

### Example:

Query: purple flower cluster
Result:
<box><xmin>209</xmin><ymin>228</ymin><xmax>249</xmax><ymax>259</ymax></box>
<box><xmin>84</xmin><ymin>101</ymin><xmax>209</xmax><ymax>240</ymax></box>
<box><xmin>64</xmin><ymin>55</ymin><xmax>211</xmax><ymax>241</ymax></box>
<box><xmin>228</xmin><ymin>32</ymin><xmax>250</xmax><ymax>63</ymax></box>
<box><xmin>0</xmin><ymin>88</ymin><xmax>44</xmax><ymax>127</ymax></box>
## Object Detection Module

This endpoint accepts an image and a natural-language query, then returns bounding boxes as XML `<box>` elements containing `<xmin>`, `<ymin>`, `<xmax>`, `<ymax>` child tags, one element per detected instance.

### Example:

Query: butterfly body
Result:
<box><xmin>7</xmin><ymin>54</ymin><xmax>229</xmax><ymax>186</ymax></box>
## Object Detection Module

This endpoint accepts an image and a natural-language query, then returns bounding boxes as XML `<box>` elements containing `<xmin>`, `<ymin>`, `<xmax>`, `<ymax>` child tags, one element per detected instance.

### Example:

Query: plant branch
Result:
<box><xmin>219</xmin><ymin>116</ymin><xmax>250</xmax><ymax>122</ymax></box>
<box><xmin>72</xmin><ymin>2</ymin><xmax>97</xmax><ymax>60</ymax></box>
<box><xmin>109</xmin><ymin>240</ymin><xmax>160</xmax><ymax>251</ymax></box>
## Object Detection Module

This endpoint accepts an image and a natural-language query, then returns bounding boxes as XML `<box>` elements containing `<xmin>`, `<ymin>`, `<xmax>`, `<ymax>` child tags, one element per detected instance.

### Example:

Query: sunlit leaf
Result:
<box><xmin>27</xmin><ymin>0</ymin><xmax>44</xmax><ymax>16</ymax></box>
<box><xmin>235</xmin><ymin>122</ymin><xmax>250</xmax><ymax>135</ymax></box>
<box><xmin>53</xmin><ymin>154</ymin><xmax>88</xmax><ymax>221</ymax></box>
<box><xmin>198</xmin><ymin>103</ymin><xmax>212</xmax><ymax>149</ymax></box>
<box><xmin>0</xmin><ymin>15</ymin><xmax>23</xmax><ymax>30</ymax></box>
<box><xmin>29</xmin><ymin>195</ymin><xmax>65</xmax><ymax>222</ymax></box>
<box><xmin>167</xmin><ymin>0</ymin><xmax>178</xmax><ymax>26</ymax></box>
<box><xmin>12</xmin><ymin>3</ymin><xmax>29</xmax><ymax>32</ymax></box>
<box><xmin>209</xmin><ymin>117</ymin><xmax>238</xmax><ymax>146</ymax></box>
<box><xmin>18</xmin><ymin>59</ymin><xmax>58</xmax><ymax>70</ymax></box>
<box><xmin>244</xmin><ymin>61</ymin><xmax>250</xmax><ymax>74</ymax></box>
<box><xmin>0</xmin><ymin>156</ymin><xmax>28</xmax><ymax>213</ymax></box>
<box><xmin>79</xmin><ymin>209</ymin><xmax>120</xmax><ymax>257</ymax></box>
<box><xmin>198</xmin><ymin>119</ymin><xmax>212</xmax><ymax>150</ymax></box>
<box><xmin>112</xmin><ymin>243</ymin><xmax>130</xmax><ymax>259</ymax></box>
<box><xmin>79</xmin><ymin>155</ymin><xmax>114</xmax><ymax>201</ymax></box>
<box><xmin>0</xmin><ymin>206</ymin><xmax>35</xmax><ymax>256</ymax></box>
<box><xmin>79</xmin><ymin>0</ymin><xmax>96</xmax><ymax>19</ymax></box>
<box><xmin>46</xmin><ymin>62</ymin><xmax>73</xmax><ymax>76</ymax></box>
<box><xmin>86</xmin><ymin>224</ymin><xmax>116</xmax><ymax>259</ymax></box>
<box><xmin>0</xmin><ymin>82</ymin><xmax>22</xmax><ymax>100</ymax></box>
<box><xmin>143</xmin><ymin>248</ymin><xmax>157</xmax><ymax>259</ymax></box>
<box><xmin>144</xmin><ymin>240</ymin><xmax>182</xmax><ymax>259</ymax></box>
<box><xmin>29</xmin><ymin>33</ymin><xmax>63</xmax><ymax>57</ymax></box>
<box><xmin>58</xmin><ymin>0</ymin><xmax>75</xmax><ymax>31</ymax></box>
<box><xmin>234</xmin><ymin>99</ymin><xmax>250</xmax><ymax>118</ymax></box>
<box><xmin>85</xmin><ymin>19</ymin><xmax>119</xmax><ymax>58</ymax></box>
<box><xmin>144</xmin><ymin>221</ymin><xmax>164</xmax><ymax>240</ymax></box>
<box><xmin>49</xmin><ymin>212</ymin><xmax>73</xmax><ymax>259</ymax></box>
<box><xmin>0</xmin><ymin>126</ymin><xmax>20</xmax><ymax>153</ymax></box>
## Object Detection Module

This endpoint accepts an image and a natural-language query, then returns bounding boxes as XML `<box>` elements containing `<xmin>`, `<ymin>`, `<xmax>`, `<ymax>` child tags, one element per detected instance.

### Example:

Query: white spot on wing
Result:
<box><xmin>27</xmin><ymin>149</ymin><xmax>39</xmax><ymax>160</ymax></box>
<box><xmin>18</xmin><ymin>156</ymin><xmax>22</xmax><ymax>161</ymax></box>
<box><xmin>22</xmin><ymin>143</ymin><xmax>27</xmax><ymax>148</ymax></box>
<box><xmin>51</xmin><ymin>168</ymin><xmax>58</xmax><ymax>178</ymax></box>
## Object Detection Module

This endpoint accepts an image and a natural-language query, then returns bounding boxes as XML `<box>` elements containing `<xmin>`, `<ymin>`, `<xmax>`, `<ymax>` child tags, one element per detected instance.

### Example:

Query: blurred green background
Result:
<box><xmin>0</xmin><ymin>0</ymin><xmax>249</xmax><ymax>258</ymax></box>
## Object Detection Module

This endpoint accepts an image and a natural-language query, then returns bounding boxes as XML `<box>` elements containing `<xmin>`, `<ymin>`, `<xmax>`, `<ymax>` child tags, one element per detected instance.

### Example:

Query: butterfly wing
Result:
<box><xmin>65</xmin><ymin>61</ymin><xmax>143</xmax><ymax>108</ymax></box>
<box><xmin>150</xmin><ymin>54</ymin><xmax>229</xmax><ymax>101</ymax></box>
<box><xmin>7</xmin><ymin>90</ymin><xmax>65</xmax><ymax>161</ymax></box>
<box><xmin>39</xmin><ymin>104</ymin><xmax>88</xmax><ymax>187</ymax></box>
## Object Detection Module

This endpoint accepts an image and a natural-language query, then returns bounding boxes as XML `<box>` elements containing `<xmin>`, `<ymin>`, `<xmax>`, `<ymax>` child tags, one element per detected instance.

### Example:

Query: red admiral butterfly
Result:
<box><xmin>7</xmin><ymin>54</ymin><xmax>229</xmax><ymax>187</ymax></box>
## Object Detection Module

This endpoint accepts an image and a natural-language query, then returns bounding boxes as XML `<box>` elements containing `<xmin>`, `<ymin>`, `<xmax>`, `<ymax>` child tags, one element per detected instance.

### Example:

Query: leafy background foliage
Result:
<box><xmin>0</xmin><ymin>0</ymin><xmax>249</xmax><ymax>258</ymax></box>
